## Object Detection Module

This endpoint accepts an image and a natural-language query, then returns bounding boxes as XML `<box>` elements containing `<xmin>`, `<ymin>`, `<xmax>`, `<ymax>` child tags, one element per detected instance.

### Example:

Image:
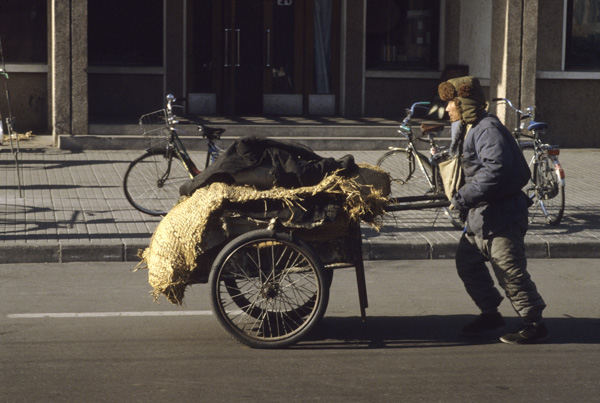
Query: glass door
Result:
<box><xmin>262</xmin><ymin>0</ymin><xmax>303</xmax><ymax>115</ymax></box>
<box><xmin>187</xmin><ymin>0</ymin><xmax>337</xmax><ymax>116</ymax></box>
<box><xmin>187</xmin><ymin>0</ymin><xmax>266</xmax><ymax>115</ymax></box>
<box><xmin>221</xmin><ymin>0</ymin><xmax>264</xmax><ymax>114</ymax></box>
<box><xmin>264</xmin><ymin>0</ymin><xmax>339</xmax><ymax>115</ymax></box>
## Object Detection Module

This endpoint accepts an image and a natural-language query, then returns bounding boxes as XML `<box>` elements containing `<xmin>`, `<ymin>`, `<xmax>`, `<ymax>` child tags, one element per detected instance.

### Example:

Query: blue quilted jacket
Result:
<box><xmin>451</xmin><ymin>113</ymin><xmax>531</xmax><ymax>237</ymax></box>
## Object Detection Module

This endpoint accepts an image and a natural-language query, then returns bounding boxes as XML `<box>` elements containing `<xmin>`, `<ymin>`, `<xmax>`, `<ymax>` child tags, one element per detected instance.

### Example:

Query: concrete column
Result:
<box><xmin>341</xmin><ymin>0</ymin><xmax>365</xmax><ymax>117</ymax></box>
<box><xmin>49</xmin><ymin>0</ymin><xmax>88</xmax><ymax>144</ymax></box>
<box><xmin>489</xmin><ymin>0</ymin><xmax>538</xmax><ymax>130</ymax></box>
<box><xmin>50</xmin><ymin>0</ymin><xmax>71</xmax><ymax>144</ymax></box>
<box><xmin>71</xmin><ymin>0</ymin><xmax>88</xmax><ymax>135</ymax></box>
<box><xmin>443</xmin><ymin>1</ymin><xmax>461</xmax><ymax>66</ymax></box>
<box><xmin>520</xmin><ymin>0</ymin><xmax>538</xmax><ymax>112</ymax></box>
<box><xmin>165</xmin><ymin>0</ymin><xmax>185</xmax><ymax>101</ymax></box>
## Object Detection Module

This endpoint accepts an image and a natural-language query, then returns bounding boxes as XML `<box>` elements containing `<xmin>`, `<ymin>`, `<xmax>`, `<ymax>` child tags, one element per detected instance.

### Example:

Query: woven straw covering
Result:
<box><xmin>136</xmin><ymin>163</ymin><xmax>390</xmax><ymax>304</ymax></box>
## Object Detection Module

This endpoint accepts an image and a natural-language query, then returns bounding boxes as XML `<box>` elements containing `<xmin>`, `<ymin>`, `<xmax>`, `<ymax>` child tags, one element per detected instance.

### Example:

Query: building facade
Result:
<box><xmin>1</xmin><ymin>0</ymin><xmax>599</xmax><ymax>147</ymax></box>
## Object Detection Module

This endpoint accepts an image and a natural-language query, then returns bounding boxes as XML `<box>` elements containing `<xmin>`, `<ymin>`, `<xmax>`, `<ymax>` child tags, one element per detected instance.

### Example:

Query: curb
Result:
<box><xmin>0</xmin><ymin>242</ymin><xmax>148</xmax><ymax>264</ymax></box>
<box><xmin>3</xmin><ymin>239</ymin><xmax>600</xmax><ymax>264</ymax></box>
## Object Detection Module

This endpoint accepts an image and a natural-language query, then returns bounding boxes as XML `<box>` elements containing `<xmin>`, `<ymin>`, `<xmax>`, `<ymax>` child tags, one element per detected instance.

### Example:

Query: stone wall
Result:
<box><xmin>536</xmin><ymin>79</ymin><xmax>600</xmax><ymax>148</ymax></box>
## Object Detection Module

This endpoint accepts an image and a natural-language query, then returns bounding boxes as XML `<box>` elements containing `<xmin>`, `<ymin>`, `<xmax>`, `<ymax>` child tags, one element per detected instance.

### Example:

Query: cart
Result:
<box><xmin>200</xmin><ymin>192</ymin><xmax>450</xmax><ymax>349</ymax></box>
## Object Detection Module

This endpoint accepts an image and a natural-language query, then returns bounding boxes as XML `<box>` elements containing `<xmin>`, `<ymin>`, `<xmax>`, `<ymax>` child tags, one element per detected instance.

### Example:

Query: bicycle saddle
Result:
<box><xmin>420</xmin><ymin>123</ymin><xmax>444</xmax><ymax>135</ymax></box>
<box><xmin>527</xmin><ymin>121</ymin><xmax>548</xmax><ymax>131</ymax></box>
<box><xmin>199</xmin><ymin>125</ymin><xmax>225</xmax><ymax>140</ymax></box>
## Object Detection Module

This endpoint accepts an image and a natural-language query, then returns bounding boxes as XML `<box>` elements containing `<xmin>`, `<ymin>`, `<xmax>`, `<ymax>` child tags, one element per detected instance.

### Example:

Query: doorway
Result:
<box><xmin>187</xmin><ymin>0</ymin><xmax>338</xmax><ymax>116</ymax></box>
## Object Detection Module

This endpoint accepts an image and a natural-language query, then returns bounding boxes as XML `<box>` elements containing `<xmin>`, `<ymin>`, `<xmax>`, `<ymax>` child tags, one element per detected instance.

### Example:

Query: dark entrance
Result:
<box><xmin>187</xmin><ymin>0</ymin><xmax>338</xmax><ymax>116</ymax></box>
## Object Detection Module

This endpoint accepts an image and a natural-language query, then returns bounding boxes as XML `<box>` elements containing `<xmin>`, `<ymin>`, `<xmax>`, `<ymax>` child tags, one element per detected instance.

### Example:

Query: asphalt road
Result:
<box><xmin>1</xmin><ymin>259</ymin><xmax>599</xmax><ymax>402</ymax></box>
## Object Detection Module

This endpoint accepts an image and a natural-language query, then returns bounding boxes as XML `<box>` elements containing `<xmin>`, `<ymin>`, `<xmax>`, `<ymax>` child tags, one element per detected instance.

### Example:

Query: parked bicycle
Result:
<box><xmin>491</xmin><ymin>98</ymin><xmax>565</xmax><ymax>225</ymax></box>
<box><xmin>123</xmin><ymin>94</ymin><xmax>225</xmax><ymax>216</ymax></box>
<box><xmin>376</xmin><ymin>101</ymin><xmax>463</xmax><ymax>229</ymax></box>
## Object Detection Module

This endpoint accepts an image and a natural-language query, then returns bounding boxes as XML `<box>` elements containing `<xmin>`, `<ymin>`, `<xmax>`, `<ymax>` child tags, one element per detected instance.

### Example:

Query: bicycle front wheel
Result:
<box><xmin>533</xmin><ymin>155</ymin><xmax>565</xmax><ymax>225</ymax></box>
<box><xmin>377</xmin><ymin>149</ymin><xmax>434</xmax><ymax>197</ymax></box>
<box><xmin>123</xmin><ymin>150</ymin><xmax>192</xmax><ymax>216</ymax></box>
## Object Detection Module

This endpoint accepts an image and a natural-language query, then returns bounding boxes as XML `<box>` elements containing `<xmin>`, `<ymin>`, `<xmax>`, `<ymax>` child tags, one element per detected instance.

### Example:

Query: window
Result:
<box><xmin>88</xmin><ymin>0</ymin><xmax>163</xmax><ymax>66</ymax></box>
<box><xmin>0</xmin><ymin>0</ymin><xmax>47</xmax><ymax>63</ymax></box>
<box><xmin>566</xmin><ymin>0</ymin><xmax>600</xmax><ymax>70</ymax></box>
<box><xmin>366</xmin><ymin>0</ymin><xmax>440</xmax><ymax>70</ymax></box>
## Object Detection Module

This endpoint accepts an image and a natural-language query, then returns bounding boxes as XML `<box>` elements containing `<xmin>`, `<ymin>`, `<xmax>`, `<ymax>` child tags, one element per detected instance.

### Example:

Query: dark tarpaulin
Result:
<box><xmin>179</xmin><ymin>135</ymin><xmax>358</xmax><ymax>196</ymax></box>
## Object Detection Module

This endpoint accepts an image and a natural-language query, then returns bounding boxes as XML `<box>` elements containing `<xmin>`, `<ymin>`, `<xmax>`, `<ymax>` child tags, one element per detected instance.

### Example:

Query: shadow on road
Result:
<box><xmin>296</xmin><ymin>315</ymin><xmax>600</xmax><ymax>349</ymax></box>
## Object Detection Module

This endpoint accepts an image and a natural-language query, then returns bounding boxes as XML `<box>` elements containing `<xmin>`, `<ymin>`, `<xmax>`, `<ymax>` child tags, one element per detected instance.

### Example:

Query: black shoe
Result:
<box><xmin>461</xmin><ymin>312</ymin><xmax>506</xmax><ymax>335</ymax></box>
<box><xmin>500</xmin><ymin>322</ymin><xmax>548</xmax><ymax>344</ymax></box>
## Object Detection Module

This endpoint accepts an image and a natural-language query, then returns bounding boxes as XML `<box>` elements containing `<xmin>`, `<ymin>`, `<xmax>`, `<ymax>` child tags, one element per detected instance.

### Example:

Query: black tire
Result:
<box><xmin>377</xmin><ymin>149</ymin><xmax>434</xmax><ymax>198</ymax></box>
<box><xmin>209</xmin><ymin>230</ymin><xmax>329</xmax><ymax>349</ymax></box>
<box><xmin>534</xmin><ymin>155</ymin><xmax>565</xmax><ymax>225</ymax></box>
<box><xmin>123</xmin><ymin>150</ymin><xmax>191</xmax><ymax>216</ymax></box>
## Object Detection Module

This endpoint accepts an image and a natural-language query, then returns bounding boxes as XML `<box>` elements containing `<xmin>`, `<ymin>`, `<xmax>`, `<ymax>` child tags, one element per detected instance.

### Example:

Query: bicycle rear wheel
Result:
<box><xmin>377</xmin><ymin>149</ymin><xmax>434</xmax><ymax>197</ymax></box>
<box><xmin>123</xmin><ymin>150</ymin><xmax>191</xmax><ymax>216</ymax></box>
<box><xmin>533</xmin><ymin>155</ymin><xmax>565</xmax><ymax>225</ymax></box>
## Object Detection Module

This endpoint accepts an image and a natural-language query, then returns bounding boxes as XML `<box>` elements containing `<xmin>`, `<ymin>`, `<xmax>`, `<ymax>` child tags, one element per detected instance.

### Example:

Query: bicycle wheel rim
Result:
<box><xmin>123</xmin><ymin>151</ymin><xmax>190</xmax><ymax>216</ymax></box>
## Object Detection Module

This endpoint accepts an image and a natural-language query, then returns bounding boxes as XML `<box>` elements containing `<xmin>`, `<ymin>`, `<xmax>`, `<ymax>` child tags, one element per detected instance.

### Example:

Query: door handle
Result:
<box><xmin>235</xmin><ymin>29</ymin><xmax>241</xmax><ymax>67</ymax></box>
<box><xmin>265</xmin><ymin>29</ymin><xmax>271</xmax><ymax>67</ymax></box>
<box><xmin>224</xmin><ymin>28</ymin><xmax>232</xmax><ymax>67</ymax></box>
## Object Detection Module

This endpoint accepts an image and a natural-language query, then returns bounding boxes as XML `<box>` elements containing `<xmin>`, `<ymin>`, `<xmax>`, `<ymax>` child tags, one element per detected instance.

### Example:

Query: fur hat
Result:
<box><xmin>438</xmin><ymin>76</ymin><xmax>486</xmax><ymax>123</ymax></box>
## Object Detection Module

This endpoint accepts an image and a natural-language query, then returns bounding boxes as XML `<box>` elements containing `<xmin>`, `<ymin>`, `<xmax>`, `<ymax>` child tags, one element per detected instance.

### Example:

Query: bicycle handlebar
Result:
<box><xmin>408</xmin><ymin>101</ymin><xmax>431</xmax><ymax>117</ymax></box>
<box><xmin>410</xmin><ymin>101</ymin><xmax>431</xmax><ymax>111</ymax></box>
<box><xmin>401</xmin><ymin>101</ymin><xmax>431</xmax><ymax>126</ymax></box>
<box><xmin>163</xmin><ymin>93</ymin><xmax>226</xmax><ymax>140</ymax></box>
<box><xmin>491</xmin><ymin>97</ymin><xmax>532</xmax><ymax>120</ymax></box>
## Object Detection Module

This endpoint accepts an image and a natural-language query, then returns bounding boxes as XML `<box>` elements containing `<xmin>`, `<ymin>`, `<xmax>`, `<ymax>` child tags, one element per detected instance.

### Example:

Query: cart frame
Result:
<box><xmin>204</xmin><ymin>194</ymin><xmax>449</xmax><ymax>349</ymax></box>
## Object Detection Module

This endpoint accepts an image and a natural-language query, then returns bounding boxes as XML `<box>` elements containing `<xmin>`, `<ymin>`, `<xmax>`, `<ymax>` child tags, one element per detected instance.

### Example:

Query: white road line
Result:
<box><xmin>7</xmin><ymin>311</ymin><xmax>214</xmax><ymax>319</ymax></box>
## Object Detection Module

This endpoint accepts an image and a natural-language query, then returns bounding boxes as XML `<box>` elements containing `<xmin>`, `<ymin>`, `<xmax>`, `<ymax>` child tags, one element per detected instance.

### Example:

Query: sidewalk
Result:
<box><xmin>2</xmin><ymin>135</ymin><xmax>600</xmax><ymax>263</ymax></box>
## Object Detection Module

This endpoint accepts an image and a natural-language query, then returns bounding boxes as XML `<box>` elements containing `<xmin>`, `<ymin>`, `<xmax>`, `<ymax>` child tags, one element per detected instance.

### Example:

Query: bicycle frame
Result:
<box><xmin>492</xmin><ymin>97</ymin><xmax>565</xmax><ymax>184</ymax></box>
<box><xmin>378</xmin><ymin>101</ymin><xmax>462</xmax><ymax>229</ymax></box>
<box><xmin>169</xmin><ymin>128</ymin><xmax>201</xmax><ymax>177</ymax></box>
<box><xmin>387</xmin><ymin>102</ymin><xmax>437</xmax><ymax>189</ymax></box>
<box><xmin>160</xmin><ymin>94</ymin><xmax>224</xmax><ymax>178</ymax></box>
<box><xmin>126</xmin><ymin>94</ymin><xmax>226</xmax><ymax>216</ymax></box>
<box><xmin>161</xmin><ymin>95</ymin><xmax>201</xmax><ymax>177</ymax></box>
<box><xmin>492</xmin><ymin>97</ymin><xmax>565</xmax><ymax>224</ymax></box>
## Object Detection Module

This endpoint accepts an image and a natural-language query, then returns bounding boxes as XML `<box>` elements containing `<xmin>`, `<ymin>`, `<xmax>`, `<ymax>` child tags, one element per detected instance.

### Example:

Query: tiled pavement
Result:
<box><xmin>2</xmin><ymin>135</ymin><xmax>599</xmax><ymax>263</ymax></box>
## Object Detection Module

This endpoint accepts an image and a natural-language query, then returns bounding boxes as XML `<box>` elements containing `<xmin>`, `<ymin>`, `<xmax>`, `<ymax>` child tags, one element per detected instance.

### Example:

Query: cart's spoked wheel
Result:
<box><xmin>223</xmin><ymin>274</ymin><xmax>329</xmax><ymax>320</ymax></box>
<box><xmin>209</xmin><ymin>230</ymin><xmax>329</xmax><ymax>349</ymax></box>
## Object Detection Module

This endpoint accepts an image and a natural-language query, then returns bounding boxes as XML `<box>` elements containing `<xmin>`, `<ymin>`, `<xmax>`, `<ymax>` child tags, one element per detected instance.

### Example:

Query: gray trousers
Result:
<box><xmin>455</xmin><ymin>222</ymin><xmax>546</xmax><ymax>323</ymax></box>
